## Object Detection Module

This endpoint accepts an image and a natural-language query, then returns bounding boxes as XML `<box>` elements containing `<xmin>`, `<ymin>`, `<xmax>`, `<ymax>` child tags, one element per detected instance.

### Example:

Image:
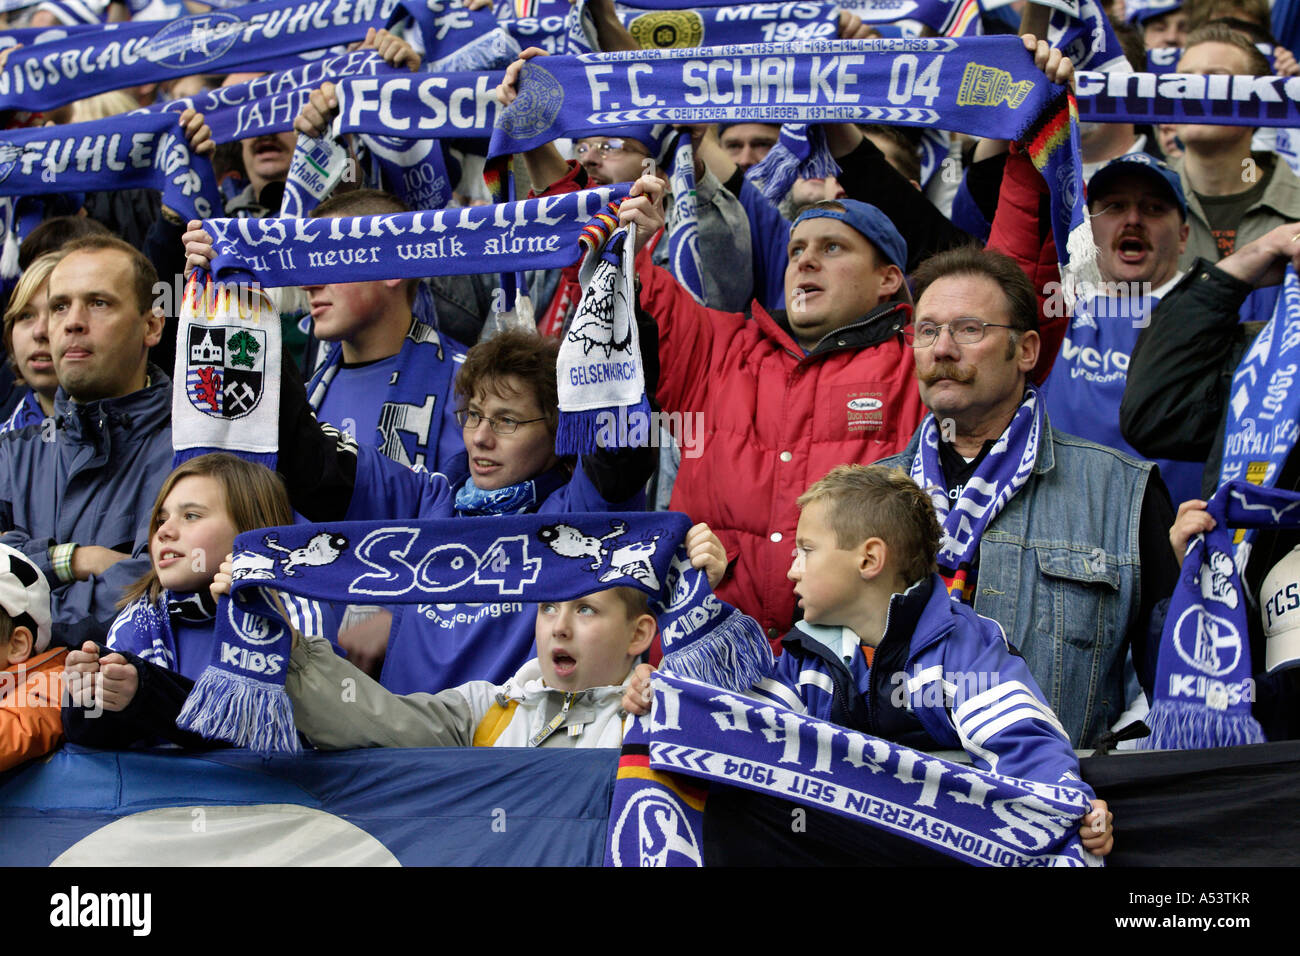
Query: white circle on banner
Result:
<box><xmin>51</xmin><ymin>805</ymin><xmax>400</xmax><ymax>866</ymax></box>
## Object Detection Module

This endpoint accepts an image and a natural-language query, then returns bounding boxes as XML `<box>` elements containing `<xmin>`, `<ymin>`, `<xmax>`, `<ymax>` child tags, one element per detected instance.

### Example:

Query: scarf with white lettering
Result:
<box><xmin>171</xmin><ymin>273</ymin><xmax>281</xmax><ymax>470</ymax></box>
<box><xmin>744</xmin><ymin>123</ymin><xmax>838</xmax><ymax>205</ymax></box>
<box><xmin>1048</xmin><ymin>0</ymin><xmax>1130</xmax><ymax>75</ymax></box>
<box><xmin>1142</xmin><ymin>482</ymin><xmax>1300</xmax><ymax>750</ymax></box>
<box><xmin>606</xmin><ymin>672</ymin><xmax>1098</xmax><ymax>867</ymax></box>
<box><xmin>0</xmin><ymin>0</ymin><xmax>406</xmax><ymax>111</ymax></box>
<box><xmin>1219</xmin><ymin>264</ymin><xmax>1300</xmax><ymax>571</ymax></box>
<box><xmin>0</xmin><ymin>112</ymin><xmax>222</xmax><ymax>222</ymax></box>
<box><xmin>176</xmin><ymin>512</ymin><xmax>773</xmax><ymax>753</ymax></box>
<box><xmin>202</xmin><ymin>184</ymin><xmax>630</xmax><ymax>286</ymax></box>
<box><xmin>555</xmin><ymin>220</ymin><xmax>651</xmax><ymax>454</ymax></box>
<box><xmin>307</xmin><ymin>314</ymin><xmax>460</xmax><ymax>471</ymax></box>
<box><xmin>145</xmin><ymin>50</ymin><xmax>398</xmax><ymax>145</ymax></box>
<box><xmin>489</xmin><ymin>37</ymin><xmax>1093</xmax><ymax>297</ymax></box>
<box><xmin>1075</xmin><ymin>70</ymin><xmax>1300</xmax><ymax>128</ymax></box>
<box><xmin>911</xmin><ymin>388</ymin><xmax>1043</xmax><ymax>603</ymax></box>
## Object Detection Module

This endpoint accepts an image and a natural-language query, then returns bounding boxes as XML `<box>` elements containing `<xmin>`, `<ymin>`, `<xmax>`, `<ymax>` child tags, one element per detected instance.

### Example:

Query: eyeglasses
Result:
<box><xmin>455</xmin><ymin>409</ymin><xmax>546</xmax><ymax>435</ymax></box>
<box><xmin>904</xmin><ymin>319</ymin><xmax>1019</xmax><ymax>348</ymax></box>
<box><xmin>574</xmin><ymin>138</ymin><xmax>645</xmax><ymax>159</ymax></box>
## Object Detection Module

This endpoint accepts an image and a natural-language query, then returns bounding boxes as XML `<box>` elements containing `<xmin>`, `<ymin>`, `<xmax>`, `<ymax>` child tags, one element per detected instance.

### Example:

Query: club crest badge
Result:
<box><xmin>627</xmin><ymin>10</ymin><xmax>703</xmax><ymax>49</ymax></box>
<box><xmin>145</xmin><ymin>13</ymin><xmax>244</xmax><ymax>69</ymax></box>
<box><xmin>186</xmin><ymin>325</ymin><xmax>266</xmax><ymax>420</ymax></box>
<box><xmin>495</xmin><ymin>61</ymin><xmax>564</xmax><ymax>139</ymax></box>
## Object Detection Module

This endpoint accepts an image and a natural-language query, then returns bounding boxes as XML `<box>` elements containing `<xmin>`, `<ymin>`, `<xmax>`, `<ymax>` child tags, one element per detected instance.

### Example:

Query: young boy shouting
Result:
<box><xmin>627</xmin><ymin>464</ymin><xmax>1114</xmax><ymax>856</ymax></box>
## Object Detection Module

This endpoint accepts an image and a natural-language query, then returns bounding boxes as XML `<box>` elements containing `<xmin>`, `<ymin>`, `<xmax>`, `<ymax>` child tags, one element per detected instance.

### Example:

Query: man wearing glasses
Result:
<box><xmin>876</xmin><ymin>244</ymin><xmax>1179</xmax><ymax>748</ymax></box>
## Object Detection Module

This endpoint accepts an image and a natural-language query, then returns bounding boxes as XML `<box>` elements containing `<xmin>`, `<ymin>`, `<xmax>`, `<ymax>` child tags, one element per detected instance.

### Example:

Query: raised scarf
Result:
<box><xmin>1219</xmin><ymin>264</ymin><xmax>1300</xmax><ymax>571</ymax></box>
<box><xmin>202</xmin><ymin>184</ymin><xmax>629</xmax><ymax>285</ymax></box>
<box><xmin>614</xmin><ymin>2</ymin><xmax>841</xmax><ymax>52</ymax></box>
<box><xmin>910</xmin><ymin>389</ymin><xmax>1043</xmax><ymax>603</ymax></box>
<box><xmin>1142</xmin><ymin>482</ymin><xmax>1300</xmax><ymax>750</ymax></box>
<box><xmin>1076</xmin><ymin>70</ymin><xmax>1300</xmax><ymax>128</ymax></box>
<box><xmin>489</xmin><ymin>37</ymin><xmax>1093</xmax><ymax>295</ymax></box>
<box><xmin>306</xmin><ymin>315</ymin><xmax>460</xmax><ymax>471</ymax></box>
<box><xmin>554</xmin><ymin>222</ymin><xmax>651</xmax><ymax>454</ymax></box>
<box><xmin>744</xmin><ymin>123</ymin><xmax>839</xmax><ymax>205</ymax></box>
<box><xmin>0</xmin><ymin>111</ymin><xmax>222</xmax><ymax>224</ymax></box>
<box><xmin>176</xmin><ymin>512</ymin><xmax>773</xmax><ymax>753</ymax></box>
<box><xmin>606</xmin><ymin>672</ymin><xmax>1099</xmax><ymax>867</ymax></box>
<box><xmin>171</xmin><ymin>273</ymin><xmax>281</xmax><ymax>470</ymax></box>
<box><xmin>0</xmin><ymin>0</ymin><xmax>407</xmax><ymax>111</ymax></box>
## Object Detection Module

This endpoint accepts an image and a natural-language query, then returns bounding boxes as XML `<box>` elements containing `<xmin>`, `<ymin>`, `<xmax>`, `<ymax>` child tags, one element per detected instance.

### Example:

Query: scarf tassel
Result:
<box><xmin>177</xmin><ymin>666</ymin><xmax>301</xmax><ymax>755</ymax></box>
<box><xmin>554</xmin><ymin>393</ymin><xmax>652</xmax><ymax>457</ymax></box>
<box><xmin>661</xmin><ymin>606</ymin><xmax>774</xmax><ymax>693</ymax></box>
<box><xmin>1140</xmin><ymin>698</ymin><xmax>1266</xmax><ymax>751</ymax></box>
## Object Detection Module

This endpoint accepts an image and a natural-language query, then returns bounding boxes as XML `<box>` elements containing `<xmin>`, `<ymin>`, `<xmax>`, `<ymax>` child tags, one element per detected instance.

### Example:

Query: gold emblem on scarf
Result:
<box><xmin>628</xmin><ymin>11</ymin><xmax>704</xmax><ymax>49</ymax></box>
<box><xmin>956</xmin><ymin>63</ymin><xmax>1033</xmax><ymax>109</ymax></box>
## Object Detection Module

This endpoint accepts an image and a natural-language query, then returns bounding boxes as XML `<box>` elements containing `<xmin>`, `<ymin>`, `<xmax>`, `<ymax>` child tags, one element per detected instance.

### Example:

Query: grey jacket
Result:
<box><xmin>1175</xmin><ymin>153</ymin><xmax>1300</xmax><ymax>270</ymax></box>
<box><xmin>287</xmin><ymin>632</ymin><xmax>631</xmax><ymax>750</ymax></box>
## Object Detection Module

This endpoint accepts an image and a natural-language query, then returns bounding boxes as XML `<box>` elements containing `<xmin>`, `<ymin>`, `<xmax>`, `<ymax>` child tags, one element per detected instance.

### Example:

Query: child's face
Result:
<box><xmin>535</xmin><ymin>590</ymin><xmax>646</xmax><ymax>692</ymax></box>
<box><xmin>151</xmin><ymin>475</ymin><xmax>239</xmax><ymax>595</ymax></box>
<box><xmin>788</xmin><ymin>500</ymin><xmax>868</xmax><ymax>628</ymax></box>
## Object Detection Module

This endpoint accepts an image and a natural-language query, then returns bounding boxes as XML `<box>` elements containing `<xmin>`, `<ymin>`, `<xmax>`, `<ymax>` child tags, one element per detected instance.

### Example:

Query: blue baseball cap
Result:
<box><xmin>1127</xmin><ymin>0</ymin><xmax>1181</xmax><ymax>25</ymax></box>
<box><xmin>792</xmin><ymin>199</ymin><xmax>908</xmax><ymax>272</ymax></box>
<box><xmin>1088</xmin><ymin>153</ymin><xmax>1188</xmax><ymax>220</ymax></box>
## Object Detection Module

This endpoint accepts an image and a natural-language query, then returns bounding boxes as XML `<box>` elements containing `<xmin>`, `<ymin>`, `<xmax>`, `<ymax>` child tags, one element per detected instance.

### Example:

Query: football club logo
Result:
<box><xmin>186</xmin><ymin>325</ymin><xmax>266</xmax><ymax>420</ymax></box>
<box><xmin>0</xmin><ymin>142</ymin><xmax>32</xmax><ymax>186</ymax></box>
<box><xmin>495</xmin><ymin>61</ymin><xmax>564</xmax><ymax>139</ymax></box>
<box><xmin>609</xmin><ymin>788</ymin><xmax>703</xmax><ymax>867</ymax></box>
<box><xmin>628</xmin><ymin>11</ymin><xmax>704</xmax><ymax>49</ymax></box>
<box><xmin>145</xmin><ymin>13</ymin><xmax>244</xmax><ymax>69</ymax></box>
<box><xmin>1173</xmin><ymin>603</ymin><xmax>1243</xmax><ymax>678</ymax></box>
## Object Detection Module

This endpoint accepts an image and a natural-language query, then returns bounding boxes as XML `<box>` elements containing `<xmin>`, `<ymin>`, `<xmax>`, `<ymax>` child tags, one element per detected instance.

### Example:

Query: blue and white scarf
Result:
<box><xmin>172</xmin><ymin>273</ymin><xmax>281</xmax><ymax>470</ymax></box>
<box><xmin>0</xmin><ymin>112</ymin><xmax>222</xmax><ymax>224</ymax></box>
<box><xmin>744</xmin><ymin>123</ymin><xmax>839</xmax><ymax>206</ymax></box>
<box><xmin>1145</xmin><ymin>44</ymin><xmax>1275</xmax><ymax>76</ymax></box>
<box><xmin>307</xmin><ymin>315</ymin><xmax>460</xmax><ymax>471</ymax></box>
<box><xmin>147</xmin><ymin>50</ymin><xmax>398</xmax><ymax>145</ymax></box>
<box><xmin>396</xmin><ymin>0</ymin><xmax>527</xmax><ymax>71</ymax></box>
<box><xmin>911</xmin><ymin>389</ymin><xmax>1043</xmax><ymax>603</ymax></box>
<box><xmin>555</xmin><ymin>224</ymin><xmax>651</xmax><ymax>454</ymax></box>
<box><xmin>1075</xmin><ymin>70</ymin><xmax>1300</xmax><ymax>128</ymax></box>
<box><xmin>606</xmin><ymin>672</ymin><xmax>1098</xmax><ymax>867</ymax></box>
<box><xmin>1048</xmin><ymin>0</ymin><xmax>1131</xmax><ymax>75</ymax></box>
<box><xmin>0</xmin><ymin>391</ymin><xmax>43</xmax><ymax>436</ymax></box>
<box><xmin>203</xmin><ymin>184</ymin><xmax>628</xmax><ymax>285</ymax></box>
<box><xmin>0</xmin><ymin>0</ymin><xmax>407</xmax><ymax>111</ymax></box>
<box><xmin>177</xmin><ymin>512</ymin><xmax>773</xmax><ymax>753</ymax></box>
<box><xmin>107</xmin><ymin>590</ymin><xmax>220</xmax><ymax>671</ymax></box>
<box><xmin>1142</xmin><ymin>482</ymin><xmax>1300</xmax><ymax>750</ymax></box>
<box><xmin>1219</xmin><ymin>264</ymin><xmax>1300</xmax><ymax>571</ymax></box>
<box><xmin>489</xmin><ymin>37</ymin><xmax>1092</xmax><ymax>292</ymax></box>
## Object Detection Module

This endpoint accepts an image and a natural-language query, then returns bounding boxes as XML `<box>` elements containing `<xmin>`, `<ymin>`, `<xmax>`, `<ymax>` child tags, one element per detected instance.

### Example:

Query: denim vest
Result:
<box><xmin>879</xmin><ymin>421</ymin><xmax>1152</xmax><ymax>747</ymax></box>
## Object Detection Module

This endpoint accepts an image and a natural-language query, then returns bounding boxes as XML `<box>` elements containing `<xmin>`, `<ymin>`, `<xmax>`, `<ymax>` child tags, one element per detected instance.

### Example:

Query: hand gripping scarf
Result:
<box><xmin>911</xmin><ymin>389</ymin><xmax>1043</xmax><ymax>603</ymax></box>
<box><xmin>1142</xmin><ymin>481</ymin><xmax>1300</xmax><ymax>750</ymax></box>
<box><xmin>744</xmin><ymin>123</ymin><xmax>839</xmax><ymax>206</ymax></box>
<box><xmin>606</xmin><ymin>672</ymin><xmax>1100</xmax><ymax>867</ymax></box>
<box><xmin>176</xmin><ymin>512</ymin><xmax>773</xmax><ymax>753</ymax></box>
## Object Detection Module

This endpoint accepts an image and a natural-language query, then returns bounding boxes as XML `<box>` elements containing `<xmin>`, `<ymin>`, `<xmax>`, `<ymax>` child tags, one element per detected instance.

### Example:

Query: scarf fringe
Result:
<box><xmin>661</xmin><ymin>606</ymin><xmax>773</xmax><ymax>692</ymax></box>
<box><xmin>177</xmin><ymin>666</ymin><xmax>301</xmax><ymax>755</ymax></box>
<box><xmin>1139</xmin><ymin>698</ymin><xmax>1266</xmax><ymax>751</ymax></box>
<box><xmin>555</xmin><ymin>395</ymin><xmax>652</xmax><ymax>456</ymax></box>
<box><xmin>431</xmin><ymin>27</ymin><xmax>521</xmax><ymax>72</ymax></box>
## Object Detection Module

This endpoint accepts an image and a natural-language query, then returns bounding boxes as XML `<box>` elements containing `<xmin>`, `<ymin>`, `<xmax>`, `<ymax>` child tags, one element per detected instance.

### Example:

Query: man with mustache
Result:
<box><xmin>1040</xmin><ymin>154</ymin><xmax>1205</xmax><ymax>507</ymax></box>
<box><xmin>878</xmin><ymin>244</ymin><xmax>1179</xmax><ymax>749</ymax></box>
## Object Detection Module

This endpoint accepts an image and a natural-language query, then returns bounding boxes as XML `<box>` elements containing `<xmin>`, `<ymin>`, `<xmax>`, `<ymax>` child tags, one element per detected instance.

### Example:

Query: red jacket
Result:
<box><xmin>644</xmin><ymin>267</ymin><xmax>924</xmax><ymax>639</ymax></box>
<box><xmin>643</xmin><ymin>146</ymin><xmax>1061</xmax><ymax>641</ymax></box>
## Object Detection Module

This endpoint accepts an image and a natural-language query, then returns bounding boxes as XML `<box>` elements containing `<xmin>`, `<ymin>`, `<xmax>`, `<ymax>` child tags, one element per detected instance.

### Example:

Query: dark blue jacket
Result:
<box><xmin>751</xmin><ymin>574</ymin><xmax>1093</xmax><ymax>797</ymax></box>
